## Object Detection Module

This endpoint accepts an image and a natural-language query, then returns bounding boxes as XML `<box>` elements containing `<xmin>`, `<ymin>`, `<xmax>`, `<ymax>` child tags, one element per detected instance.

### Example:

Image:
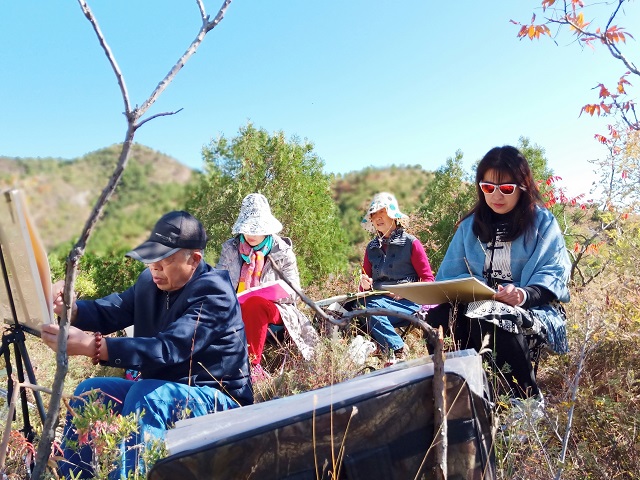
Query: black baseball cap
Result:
<box><xmin>126</xmin><ymin>211</ymin><xmax>208</xmax><ymax>264</ymax></box>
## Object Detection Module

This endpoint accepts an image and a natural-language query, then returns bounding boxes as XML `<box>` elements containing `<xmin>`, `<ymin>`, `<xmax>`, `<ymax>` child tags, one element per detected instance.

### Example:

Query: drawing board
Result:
<box><xmin>383</xmin><ymin>277</ymin><xmax>496</xmax><ymax>305</ymax></box>
<box><xmin>0</xmin><ymin>189</ymin><xmax>54</xmax><ymax>335</ymax></box>
<box><xmin>314</xmin><ymin>290</ymin><xmax>390</xmax><ymax>308</ymax></box>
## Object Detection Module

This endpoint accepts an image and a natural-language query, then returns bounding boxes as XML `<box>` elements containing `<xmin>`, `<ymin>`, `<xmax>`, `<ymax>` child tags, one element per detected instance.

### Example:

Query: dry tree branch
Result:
<box><xmin>0</xmin><ymin>377</ymin><xmax>20</xmax><ymax>472</ymax></box>
<box><xmin>136</xmin><ymin>108</ymin><xmax>185</xmax><ymax>129</ymax></box>
<box><xmin>136</xmin><ymin>0</ymin><xmax>233</xmax><ymax>123</ymax></box>
<box><xmin>32</xmin><ymin>1</ymin><xmax>234</xmax><ymax>477</ymax></box>
<box><xmin>554</xmin><ymin>309</ymin><xmax>596</xmax><ymax>480</ymax></box>
<box><xmin>270</xmin><ymin>261</ymin><xmax>449</xmax><ymax>477</ymax></box>
<box><xmin>269</xmin><ymin>261</ymin><xmax>440</xmax><ymax>343</ymax></box>
<box><xmin>551</xmin><ymin>0</ymin><xmax>638</xmax><ymax>76</ymax></box>
<box><xmin>601</xmin><ymin>0</ymin><xmax>639</xmax><ymax>75</ymax></box>
<box><xmin>431</xmin><ymin>325</ymin><xmax>447</xmax><ymax>480</ymax></box>
<box><xmin>0</xmin><ymin>380</ymin><xmax>72</xmax><ymax>473</ymax></box>
<box><xmin>205</xmin><ymin>0</ymin><xmax>232</xmax><ymax>32</ymax></box>
<box><xmin>77</xmin><ymin>0</ymin><xmax>131</xmax><ymax>118</ymax></box>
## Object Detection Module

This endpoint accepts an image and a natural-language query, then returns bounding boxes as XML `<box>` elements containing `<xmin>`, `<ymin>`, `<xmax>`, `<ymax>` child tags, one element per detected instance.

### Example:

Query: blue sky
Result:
<box><xmin>1</xmin><ymin>1</ymin><xmax>637</xmax><ymax>198</ymax></box>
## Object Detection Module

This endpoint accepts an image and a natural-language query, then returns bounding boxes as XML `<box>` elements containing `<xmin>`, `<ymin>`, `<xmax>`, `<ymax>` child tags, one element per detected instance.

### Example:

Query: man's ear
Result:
<box><xmin>191</xmin><ymin>250</ymin><xmax>203</xmax><ymax>265</ymax></box>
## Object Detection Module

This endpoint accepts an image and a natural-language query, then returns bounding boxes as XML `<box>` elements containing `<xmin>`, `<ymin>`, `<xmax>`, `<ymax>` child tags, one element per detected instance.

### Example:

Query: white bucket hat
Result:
<box><xmin>232</xmin><ymin>193</ymin><xmax>283</xmax><ymax>236</ymax></box>
<box><xmin>360</xmin><ymin>192</ymin><xmax>408</xmax><ymax>234</ymax></box>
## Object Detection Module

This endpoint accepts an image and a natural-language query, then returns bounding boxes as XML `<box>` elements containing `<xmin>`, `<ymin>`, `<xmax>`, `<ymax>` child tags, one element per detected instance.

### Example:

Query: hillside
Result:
<box><xmin>332</xmin><ymin>165</ymin><xmax>434</xmax><ymax>246</ymax></box>
<box><xmin>1</xmin><ymin>147</ymin><xmax>433</xmax><ymax>258</ymax></box>
<box><xmin>0</xmin><ymin>144</ymin><xmax>196</xmax><ymax>254</ymax></box>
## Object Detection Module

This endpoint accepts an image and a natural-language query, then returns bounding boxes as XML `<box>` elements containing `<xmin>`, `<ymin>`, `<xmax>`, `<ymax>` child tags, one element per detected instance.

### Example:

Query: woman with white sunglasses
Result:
<box><xmin>427</xmin><ymin>145</ymin><xmax>571</xmax><ymax>400</ymax></box>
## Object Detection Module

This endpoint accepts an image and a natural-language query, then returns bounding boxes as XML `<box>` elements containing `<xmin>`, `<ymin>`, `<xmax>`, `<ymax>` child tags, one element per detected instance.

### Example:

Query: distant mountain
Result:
<box><xmin>0</xmin><ymin>144</ymin><xmax>196</xmax><ymax>254</ymax></box>
<box><xmin>1</xmin><ymin>147</ymin><xmax>434</xmax><ymax>258</ymax></box>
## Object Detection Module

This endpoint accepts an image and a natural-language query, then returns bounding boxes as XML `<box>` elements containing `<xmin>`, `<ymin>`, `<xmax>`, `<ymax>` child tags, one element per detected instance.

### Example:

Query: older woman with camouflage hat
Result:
<box><xmin>216</xmin><ymin>193</ymin><xmax>319</xmax><ymax>380</ymax></box>
<box><xmin>359</xmin><ymin>192</ymin><xmax>434</xmax><ymax>363</ymax></box>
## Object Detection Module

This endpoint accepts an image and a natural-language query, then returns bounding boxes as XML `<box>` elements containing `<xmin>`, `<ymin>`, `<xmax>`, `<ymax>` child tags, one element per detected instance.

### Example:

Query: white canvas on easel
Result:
<box><xmin>0</xmin><ymin>189</ymin><xmax>54</xmax><ymax>335</ymax></box>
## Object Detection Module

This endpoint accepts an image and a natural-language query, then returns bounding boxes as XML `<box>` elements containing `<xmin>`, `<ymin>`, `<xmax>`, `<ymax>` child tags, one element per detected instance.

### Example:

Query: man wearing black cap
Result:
<box><xmin>42</xmin><ymin>211</ymin><xmax>252</xmax><ymax>479</ymax></box>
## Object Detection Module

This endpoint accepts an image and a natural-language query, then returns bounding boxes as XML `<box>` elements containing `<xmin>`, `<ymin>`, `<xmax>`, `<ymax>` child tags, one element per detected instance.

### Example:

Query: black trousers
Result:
<box><xmin>427</xmin><ymin>302</ymin><xmax>539</xmax><ymax>399</ymax></box>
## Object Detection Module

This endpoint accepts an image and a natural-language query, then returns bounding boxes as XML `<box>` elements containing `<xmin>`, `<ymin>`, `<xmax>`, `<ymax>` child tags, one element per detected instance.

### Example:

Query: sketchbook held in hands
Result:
<box><xmin>236</xmin><ymin>279</ymin><xmax>295</xmax><ymax>305</ymax></box>
<box><xmin>383</xmin><ymin>277</ymin><xmax>496</xmax><ymax>305</ymax></box>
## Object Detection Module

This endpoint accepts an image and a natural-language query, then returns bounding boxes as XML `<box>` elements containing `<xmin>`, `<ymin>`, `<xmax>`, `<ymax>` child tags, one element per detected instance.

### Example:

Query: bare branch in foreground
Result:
<box><xmin>268</xmin><ymin>261</ymin><xmax>440</xmax><ymax>345</ymax></box>
<box><xmin>554</xmin><ymin>309</ymin><xmax>596</xmax><ymax>480</ymax></box>
<box><xmin>432</xmin><ymin>326</ymin><xmax>447</xmax><ymax>479</ymax></box>
<box><xmin>0</xmin><ymin>377</ymin><xmax>20</xmax><ymax>472</ymax></box>
<box><xmin>136</xmin><ymin>0</ymin><xmax>233</xmax><ymax>124</ymax></box>
<box><xmin>77</xmin><ymin>0</ymin><xmax>132</xmax><ymax>118</ymax></box>
<box><xmin>32</xmin><ymin>1</ymin><xmax>234</xmax><ymax>476</ymax></box>
<box><xmin>136</xmin><ymin>108</ymin><xmax>185</xmax><ymax>129</ymax></box>
<box><xmin>269</xmin><ymin>261</ymin><xmax>448</xmax><ymax>476</ymax></box>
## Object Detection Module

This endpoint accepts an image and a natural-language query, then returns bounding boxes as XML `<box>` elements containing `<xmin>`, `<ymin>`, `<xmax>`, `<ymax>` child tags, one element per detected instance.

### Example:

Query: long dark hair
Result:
<box><xmin>463</xmin><ymin>145</ymin><xmax>543</xmax><ymax>243</ymax></box>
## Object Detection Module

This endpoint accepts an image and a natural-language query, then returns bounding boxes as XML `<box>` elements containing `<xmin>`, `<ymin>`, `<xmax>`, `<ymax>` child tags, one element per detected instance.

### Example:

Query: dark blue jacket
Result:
<box><xmin>75</xmin><ymin>261</ymin><xmax>253</xmax><ymax>406</ymax></box>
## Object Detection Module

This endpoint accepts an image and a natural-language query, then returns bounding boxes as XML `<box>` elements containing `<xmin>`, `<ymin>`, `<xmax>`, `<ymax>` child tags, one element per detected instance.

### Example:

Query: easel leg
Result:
<box><xmin>16</xmin><ymin>337</ymin><xmax>46</xmax><ymax>423</ymax></box>
<box><xmin>1</xmin><ymin>328</ymin><xmax>46</xmax><ymax>443</ymax></box>
<box><xmin>11</xmin><ymin>336</ymin><xmax>34</xmax><ymax>441</ymax></box>
<box><xmin>0</xmin><ymin>239</ymin><xmax>47</xmax><ymax>437</ymax></box>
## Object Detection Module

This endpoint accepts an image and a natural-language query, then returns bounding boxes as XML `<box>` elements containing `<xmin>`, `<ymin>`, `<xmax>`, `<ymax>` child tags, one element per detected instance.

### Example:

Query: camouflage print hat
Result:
<box><xmin>360</xmin><ymin>192</ymin><xmax>408</xmax><ymax>234</ymax></box>
<box><xmin>232</xmin><ymin>193</ymin><xmax>283</xmax><ymax>236</ymax></box>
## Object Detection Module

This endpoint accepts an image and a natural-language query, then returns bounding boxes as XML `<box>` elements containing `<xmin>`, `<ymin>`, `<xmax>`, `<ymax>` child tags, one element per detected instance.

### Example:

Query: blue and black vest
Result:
<box><xmin>367</xmin><ymin>229</ymin><xmax>419</xmax><ymax>290</ymax></box>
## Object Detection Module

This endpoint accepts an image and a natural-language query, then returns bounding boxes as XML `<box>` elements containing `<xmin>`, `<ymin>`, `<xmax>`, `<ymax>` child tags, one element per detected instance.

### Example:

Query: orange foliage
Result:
<box><xmin>581</xmin><ymin>102</ymin><xmax>612</xmax><ymax>117</ymax></box>
<box><xmin>598</xmin><ymin>83</ymin><xmax>611</xmax><ymax>98</ymax></box>
<box><xmin>608</xmin><ymin>125</ymin><xmax>620</xmax><ymax>138</ymax></box>
<box><xmin>573</xmin><ymin>241</ymin><xmax>604</xmax><ymax>255</ymax></box>
<box><xmin>515</xmin><ymin>2</ymin><xmax>634</xmax><ymax>122</ymax></box>
<box><xmin>545</xmin><ymin>175</ymin><xmax>563</xmax><ymax>185</ymax></box>
<box><xmin>516</xmin><ymin>23</ymin><xmax>551</xmax><ymax>39</ymax></box>
<box><xmin>603</xmin><ymin>26</ymin><xmax>633</xmax><ymax>44</ymax></box>
<box><xmin>585</xmin><ymin>242</ymin><xmax>604</xmax><ymax>255</ymax></box>
<box><xmin>617</xmin><ymin>74</ymin><xmax>631</xmax><ymax>94</ymax></box>
<box><xmin>568</xmin><ymin>12</ymin><xmax>590</xmax><ymax>31</ymax></box>
<box><xmin>513</xmin><ymin>14</ymin><xmax>551</xmax><ymax>39</ymax></box>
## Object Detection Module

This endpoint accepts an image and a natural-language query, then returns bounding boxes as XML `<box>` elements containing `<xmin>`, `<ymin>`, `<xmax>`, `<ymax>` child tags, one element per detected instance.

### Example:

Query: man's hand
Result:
<box><xmin>41</xmin><ymin>324</ymin><xmax>94</xmax><ymax>357</ymax></box>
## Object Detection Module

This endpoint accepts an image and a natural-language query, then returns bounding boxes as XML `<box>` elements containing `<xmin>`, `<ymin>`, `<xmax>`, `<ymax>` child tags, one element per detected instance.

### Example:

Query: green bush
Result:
<box><xmin>49</xmin><ymin>250</ymin><xmax>144</xmax><ymax>300</ymax></box>
<box><xmin>186</xmin><ymin>123</ymin><xmax>350</xmax><ymax>285</ymax></box>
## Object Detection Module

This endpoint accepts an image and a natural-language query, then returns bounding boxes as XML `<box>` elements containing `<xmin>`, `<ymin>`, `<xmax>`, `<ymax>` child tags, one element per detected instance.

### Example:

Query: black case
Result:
<box><xmin>149</xmin><ymin>349</ymin><xmax>495</xmax><ymax>480</ymax></box>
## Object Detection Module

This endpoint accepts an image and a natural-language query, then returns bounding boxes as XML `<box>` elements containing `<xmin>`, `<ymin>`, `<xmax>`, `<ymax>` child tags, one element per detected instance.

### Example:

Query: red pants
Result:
<box><xmin>240</xmin><ymin>296</ymin><xmax>282</xmax><ymax>365</ymax></box>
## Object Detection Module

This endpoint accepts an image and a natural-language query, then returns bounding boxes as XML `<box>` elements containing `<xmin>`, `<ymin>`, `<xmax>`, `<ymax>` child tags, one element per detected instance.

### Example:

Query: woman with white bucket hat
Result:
<box><xmin>216</xmin><ymin>193</ymin><xmax>319</xmax><ymax>380</ymax></box>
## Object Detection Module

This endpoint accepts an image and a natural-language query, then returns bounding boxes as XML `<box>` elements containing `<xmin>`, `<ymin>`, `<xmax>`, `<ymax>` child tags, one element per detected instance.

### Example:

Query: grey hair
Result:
<box><xmin>182</xmin><ymin>249</ymin><xmax>202</xmax><ymax>259</ymax></box>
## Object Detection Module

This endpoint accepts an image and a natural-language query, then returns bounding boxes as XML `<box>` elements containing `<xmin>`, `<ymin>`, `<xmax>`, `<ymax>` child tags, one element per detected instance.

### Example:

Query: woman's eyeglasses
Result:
<box><xmin>478</xmin><ymin>182</ymin><xmax>521</xmax><ymax>195</ymax></box>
